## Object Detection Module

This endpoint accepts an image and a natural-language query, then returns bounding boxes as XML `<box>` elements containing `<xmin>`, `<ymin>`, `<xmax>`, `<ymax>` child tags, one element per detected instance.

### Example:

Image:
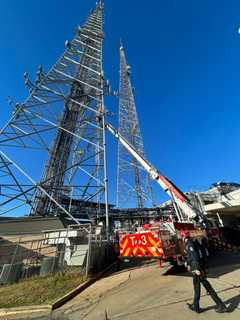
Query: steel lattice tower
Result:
<box><xmin>0</xmin><ymin>2</ymin><xmax>109</xmax><ymax>226</ymax></box>
<box><xmin>117</xmin><ymin>46</ymin><xmax>154</xmax><ymax>208</ymax></box>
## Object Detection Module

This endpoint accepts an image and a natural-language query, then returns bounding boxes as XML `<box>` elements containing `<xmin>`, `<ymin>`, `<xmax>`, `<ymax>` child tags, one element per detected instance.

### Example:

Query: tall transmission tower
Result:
<box><xmin>117</xmin><ymin>46</ymin><xmax>154</xmax><ymax>208</ymax></box>
<box><xmin>0</xmin><ymin>2</ymin><xmax>109</xmax><ymax>227</ymax></box>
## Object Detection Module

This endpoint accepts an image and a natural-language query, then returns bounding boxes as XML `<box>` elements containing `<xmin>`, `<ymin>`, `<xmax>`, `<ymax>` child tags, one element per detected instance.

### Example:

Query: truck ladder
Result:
<box><xmin>106</xmin><ymin>123</ymin><xmax>201</xmax><ymax>221</ymax></box>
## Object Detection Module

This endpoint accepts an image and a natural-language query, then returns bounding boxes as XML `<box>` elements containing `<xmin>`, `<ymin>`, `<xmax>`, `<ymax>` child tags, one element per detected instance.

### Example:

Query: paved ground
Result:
<box><xmin>7</xmin><ymin>252</ymin><xmax>240</xmax><ymax>320</ymax></box>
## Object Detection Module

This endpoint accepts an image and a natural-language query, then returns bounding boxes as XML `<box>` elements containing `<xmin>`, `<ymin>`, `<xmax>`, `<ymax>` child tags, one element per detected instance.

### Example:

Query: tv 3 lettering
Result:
<box><xmin>129</xmin><ymin>234</ymin><xmax>148</xmax><ymax>246</ymax></box>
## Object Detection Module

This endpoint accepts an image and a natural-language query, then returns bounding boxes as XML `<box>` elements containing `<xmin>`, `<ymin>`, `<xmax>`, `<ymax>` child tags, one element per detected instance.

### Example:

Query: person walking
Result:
<box><xmin>181</xmin><ymin>230</ymin><xmax>227</xmax><ymax>314</ymax></box>
<box><xmin>193</xmin><ymin>237</ymin><xmax>209</xmax><ymax>273</ymax></box>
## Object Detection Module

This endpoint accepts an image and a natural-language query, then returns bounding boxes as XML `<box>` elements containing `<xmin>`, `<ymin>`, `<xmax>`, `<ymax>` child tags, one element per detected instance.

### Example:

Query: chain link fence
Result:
<box><xmin>0</xmin><ymin>224</ymin><xmax>118</xmax><ymax>286</ymax></box>
<box><xmin>0</xmin><ymin>225</ymin><xmax>91</xmax><ymax>285</ymax></box>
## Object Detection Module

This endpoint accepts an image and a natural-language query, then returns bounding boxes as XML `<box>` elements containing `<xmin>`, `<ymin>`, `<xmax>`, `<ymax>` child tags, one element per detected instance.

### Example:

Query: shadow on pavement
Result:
<box><xmin>200</xmin><ymin>293</ymin><xmax>240</xmax><ymax>314</ymax></box>
<box><xmin>163</xmin><ymin>252</ymin><xmax>240</xmax><ymax>279</ymax></box>
<box><xmin>102</xmin><ymin>257</ymin><xmax>158</xmax><ymax>278</ymax></box>
<box><xmin>225</xmin><ymin>293</ymin><xmax>240</xmax><ymax>313</ymax></box>
<box><xmin>207</xmin><ymin>252</ymin><xmax>240</xmax><ymax>278</ymax></box>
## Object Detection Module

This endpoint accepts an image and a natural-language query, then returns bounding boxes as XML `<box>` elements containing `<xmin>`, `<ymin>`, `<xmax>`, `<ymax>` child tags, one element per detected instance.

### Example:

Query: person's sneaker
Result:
<box><xmin>215</xmin><ymin>305</ymin><xmax>228</xmax><ymax>313</ymax></box>
<box><xmin>187</xmin><ymin>303</ymin><xmax>201</xmax><ymax>313</ymax></box>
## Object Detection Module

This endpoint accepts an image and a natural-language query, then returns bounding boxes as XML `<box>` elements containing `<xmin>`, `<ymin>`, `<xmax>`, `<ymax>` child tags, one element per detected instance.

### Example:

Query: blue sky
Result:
<box><xmin>1</xmin><ymin>0</ymin><xmax>240</xmax><ymax>212</ymax></box>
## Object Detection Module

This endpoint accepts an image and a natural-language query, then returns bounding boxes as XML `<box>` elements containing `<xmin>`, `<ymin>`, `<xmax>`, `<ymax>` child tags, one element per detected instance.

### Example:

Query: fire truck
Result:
<box><xmin>106</xmin><ymin>123</ymin><xmax>221</xmax><ymax>264</ymax></box>
<box><xmin>116</xmin><ymin>222</ymin><xmax>208</xmax><ymax>265</ymax></box>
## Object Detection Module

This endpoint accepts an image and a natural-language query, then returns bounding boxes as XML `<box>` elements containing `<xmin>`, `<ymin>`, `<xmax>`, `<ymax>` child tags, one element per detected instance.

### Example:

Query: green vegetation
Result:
<box><xmin>0</xmin><ymin>272</ymin><xmax>86</xmax><ymax>308</ymax></box>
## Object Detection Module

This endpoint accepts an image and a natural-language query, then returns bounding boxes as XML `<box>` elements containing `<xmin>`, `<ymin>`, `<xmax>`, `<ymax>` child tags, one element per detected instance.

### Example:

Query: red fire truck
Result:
<box><xmin>117</xmin><ymin>222</ymin><xmax>208</xmax><ymax>264</ymax></box>
<box><xmin>106</xmin><ymin>124</ymin><xmax>222</xmax><ymax>263</ymax></box>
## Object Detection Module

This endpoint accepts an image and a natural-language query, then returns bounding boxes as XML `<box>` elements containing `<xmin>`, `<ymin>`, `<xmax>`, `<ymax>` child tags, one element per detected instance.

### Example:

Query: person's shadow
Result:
<box><xmin>202</xmin><ymin>293</ymin><xmax>240</xmax><ymax>313</ymax></box>
<box><xmin>225</xmin><ymin>294</ymin><xmax>240</xmax><ymax>313</ymax></box>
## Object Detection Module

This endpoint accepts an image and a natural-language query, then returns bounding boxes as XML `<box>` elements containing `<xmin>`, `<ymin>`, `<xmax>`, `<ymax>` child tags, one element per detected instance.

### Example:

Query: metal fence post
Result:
<box><xmin>86</xmin><ymin>225</ymin><xmax>92</xmax><ymax>277</ymax></box>
<box><xmin>7</xmin><ymin>237</ymin><xmax>20</xmax><ymax>283</ymax></box>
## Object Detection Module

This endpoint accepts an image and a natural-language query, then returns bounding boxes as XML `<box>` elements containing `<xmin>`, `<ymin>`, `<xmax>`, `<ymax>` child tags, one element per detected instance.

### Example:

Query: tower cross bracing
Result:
<box><xmin>0</xmin><ymin>2</ymin><xmax>109</xmax><ymax>224</ymax></box>
<box><xmin>117</xmin><ymin>46</ymin><xmax>154</xmax><ymax>208</ymax></box>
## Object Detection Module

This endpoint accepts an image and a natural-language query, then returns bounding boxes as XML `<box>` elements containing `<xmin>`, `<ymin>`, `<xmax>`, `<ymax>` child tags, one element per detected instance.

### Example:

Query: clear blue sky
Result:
<box><xmin>1</xmin><ymin>0</ymin><xmax>240</xmax><ymax>212</ymax></box>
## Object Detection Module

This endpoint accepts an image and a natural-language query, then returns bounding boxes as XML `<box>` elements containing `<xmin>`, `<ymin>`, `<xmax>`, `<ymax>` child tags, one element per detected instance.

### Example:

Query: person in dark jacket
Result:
<box><xmin>193</xmin><ymin>238</ymin><xmax>209</xmax><ymax>273</ymax></box>
<box><xmin>181</xmin><ymin>230</ymin><xmax>227</xmax><ymax>314</ymax></box>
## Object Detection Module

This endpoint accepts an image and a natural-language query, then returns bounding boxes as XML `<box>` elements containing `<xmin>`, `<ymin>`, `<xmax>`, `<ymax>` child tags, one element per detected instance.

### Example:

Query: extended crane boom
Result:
<box><xmin>106</xmin><ymin>123</ymin><xmax>201</xmax><ymax>220</ymax></box>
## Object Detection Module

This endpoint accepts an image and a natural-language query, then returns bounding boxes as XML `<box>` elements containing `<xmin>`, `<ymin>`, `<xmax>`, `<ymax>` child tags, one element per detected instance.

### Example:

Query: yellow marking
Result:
<box><xmin>158</xmin><ymin>247</ymin><xmax>164</xmax><ymax>254</ymax></box>
<box><xmin>139</xmin><ymin>247</ymin><xmax>146</xmax><ymax>255</ymax></box>
<box><xmin>121</xmin><ymin>238</ymin><xmax>128</xmax><ymax>251</ymax></box>
<box><xmin>148</xmin><ymin>235</ymin><xmax>159</xmax><ymax>248</ymax></box>
<box><xmin>148</xmin><ymin>247</ymin><xmax>158</xmax><ymax>256</ymax></box>
<box><xmin>133</xmin><ymin>247</ymin><xmax>138</xmax><ymax>255</ymax></box>
<box><xmin>124</xmin><ymin>247</ymin><xmax>131</xmax><ymax>256</ymax></box>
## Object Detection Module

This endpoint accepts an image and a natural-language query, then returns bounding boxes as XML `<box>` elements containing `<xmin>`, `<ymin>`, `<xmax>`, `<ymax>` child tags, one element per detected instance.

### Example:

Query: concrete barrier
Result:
<box><xmin>88</xmin><ymin>242</ymin><xmax>118</xmax><ymax>275</ymax></box>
